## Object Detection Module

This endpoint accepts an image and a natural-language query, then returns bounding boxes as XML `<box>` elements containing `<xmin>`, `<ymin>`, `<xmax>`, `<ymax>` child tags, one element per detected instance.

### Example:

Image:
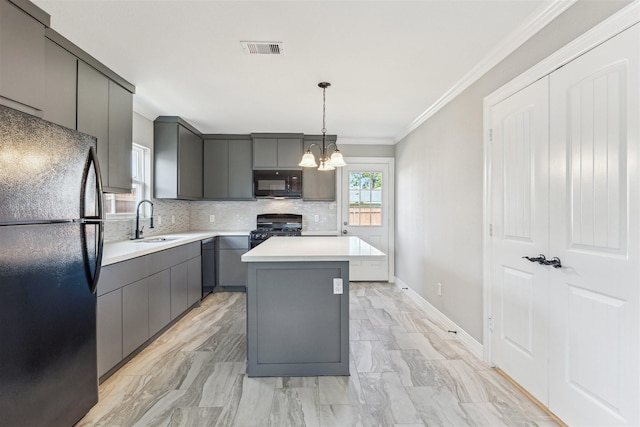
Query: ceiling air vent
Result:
<box><xmin>241</xmin><ymin>41</ymin><xmax>285</xmax><ymax>55</ymax></box>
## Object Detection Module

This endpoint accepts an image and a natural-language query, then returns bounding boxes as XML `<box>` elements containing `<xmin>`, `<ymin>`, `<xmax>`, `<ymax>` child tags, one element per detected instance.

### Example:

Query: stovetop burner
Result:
<box><xmin>250</xmin><ymin>213</ymin><xmax>302</xmax><ymax>248</ymax></box>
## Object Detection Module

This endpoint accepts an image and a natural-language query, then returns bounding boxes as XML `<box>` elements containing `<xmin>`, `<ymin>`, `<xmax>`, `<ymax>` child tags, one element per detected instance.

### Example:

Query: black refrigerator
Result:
<box><xmin>0</xmin><ymin>105</ymin><xmax>104</xmax><ymax>426</ymax></box>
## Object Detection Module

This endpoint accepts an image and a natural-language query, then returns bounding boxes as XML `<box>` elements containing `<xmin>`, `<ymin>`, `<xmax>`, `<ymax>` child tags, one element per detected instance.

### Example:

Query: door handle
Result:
<box><xmin>522</xmin><ymin>254</ymin><xmax>562</xmax><ymax>269</ymax></box>
<box><xmin>342</xmin><ymin>230</ymin><xmax>348</xmax><ymax>234</ymax></box>
<box><xmin>543</xmin><ymin>257</ymin><xmax>562</xmax><ymax>269</ymax></box>
<box><xmin>522</xmin><ymin>254</ymin><xmax>546</xmax><ymax>264</ymax></box>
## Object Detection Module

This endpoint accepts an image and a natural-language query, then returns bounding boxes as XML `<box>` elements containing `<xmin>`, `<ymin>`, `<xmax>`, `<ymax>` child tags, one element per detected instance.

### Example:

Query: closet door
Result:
<box><xmin>490</xmin><ymin>77</ymin><xmax>550</xmax><ymax>404</ymax></box>
<box><xmin>548</xmin><ymin>24</ymin><xmax>639</xmax><ymax>427</ymax></box>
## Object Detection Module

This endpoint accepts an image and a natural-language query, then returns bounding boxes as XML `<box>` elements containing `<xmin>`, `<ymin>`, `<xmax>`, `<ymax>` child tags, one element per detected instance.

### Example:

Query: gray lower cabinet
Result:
<box><xmin>97</xmin><ymin>289</ymin><xmax>122</xmax><ymax>379</ymax></box>
<box><xmin>149</xmin><ymin>269</ymin><xmax>171</xmax><ymax>337</ymax></box>
<box><xmin>155</xmin><ymin>117</ymin><xmax>203</xmax><ymax>200</ymax></box>
<box><xmin>203</xmin><ymin>136</ymin><xmax>253</xmax><ymax>200</ymax></box>
<box><xmin>216</xmin><ymin>236</ymin><xmax>249</xmax><ymax>289</ymax></box>
<box><xmin>97</xmin><ymin>242</ymin><xmax>201</xmax><ymax>379</ymax></box>
<box><xmin>0</xmin><ymin>0</ymin><xmax>45</xmax><ymax>112</ymax></box>
<box><xmin>170</xmin><ymin>261</ymin><xmax>188</xmax><ymax>320</ymax></box>
<box><xmin>187</xmin><ymin>256</ymin><xmax>202</xmax><ymax>306</ymax></box>
<box><xmin>122</xmin><ymin>277</ymin><xmax>149</xmax><ymax>357</ymax></box>
<box><xmin>43</xmin><ymin>38</ymin><xmax>77</xmax><ymax>129</ymax></box>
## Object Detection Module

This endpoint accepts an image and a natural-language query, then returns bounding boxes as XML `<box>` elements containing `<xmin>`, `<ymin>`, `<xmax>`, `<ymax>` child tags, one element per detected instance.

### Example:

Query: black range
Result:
<box><xmin>250</xmin><ymin>213</ymin><xmax>303</xmax><ymax>248</ymax></box>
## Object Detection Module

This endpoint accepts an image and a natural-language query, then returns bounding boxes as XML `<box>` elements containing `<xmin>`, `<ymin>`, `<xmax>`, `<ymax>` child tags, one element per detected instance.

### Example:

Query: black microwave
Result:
<box><xmin>253</xmin><ymin>170</ymin><xmax>302</xmax><ymax>198</ymax></box>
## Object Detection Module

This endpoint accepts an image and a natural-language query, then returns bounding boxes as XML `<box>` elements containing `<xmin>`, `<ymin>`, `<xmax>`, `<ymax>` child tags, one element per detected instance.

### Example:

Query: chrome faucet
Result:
<box><xmin>134</xmin><ymin>199</ymin><xmax>154</xmax><ymax>239</ymax></box>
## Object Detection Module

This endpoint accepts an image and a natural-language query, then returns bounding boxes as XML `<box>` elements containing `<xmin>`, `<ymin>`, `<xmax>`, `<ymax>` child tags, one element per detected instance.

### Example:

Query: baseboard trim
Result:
<box><xmin>394</xmin><ymin>277</ymin><xmax>484</xmax><ymax>360</ymax></box>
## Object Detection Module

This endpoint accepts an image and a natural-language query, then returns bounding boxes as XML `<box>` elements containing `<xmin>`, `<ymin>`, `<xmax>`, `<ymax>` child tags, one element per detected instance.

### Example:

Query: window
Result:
<box><xmin>348</xmin><ymin>171</ymin><xmax>382</xmax><ymax>226</ymax></box>
<box><xmin>104</xmin><ymin>143</ymin><xmax>150</xmax><ymax>215</ymax></box>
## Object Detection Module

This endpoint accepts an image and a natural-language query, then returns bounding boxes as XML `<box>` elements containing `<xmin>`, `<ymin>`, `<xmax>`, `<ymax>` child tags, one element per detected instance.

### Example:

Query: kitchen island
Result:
<box><xmin>241</xmin><ymin>236</ymin><xmax>385</xmax><ymax>377</ymax></box>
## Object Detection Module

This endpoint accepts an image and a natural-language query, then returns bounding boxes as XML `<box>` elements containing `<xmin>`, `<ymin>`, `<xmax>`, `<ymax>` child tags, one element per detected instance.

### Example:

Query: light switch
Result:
<box><xmin>333</xmin><ymin>278</ymin><xmax>343</xmax><ymax>294</ymax></box>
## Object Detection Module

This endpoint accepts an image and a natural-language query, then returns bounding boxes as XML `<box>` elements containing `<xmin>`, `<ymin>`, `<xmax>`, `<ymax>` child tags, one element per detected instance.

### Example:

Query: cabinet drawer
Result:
<box><xmin>98</xmin><ymin>256</ymin><xmax>148</xmax><ymax>296</ymax></box>
<box><xmin>217</xmin><ymin>236</ymin><xmax>249</xmax><ymax>250</ymax></box>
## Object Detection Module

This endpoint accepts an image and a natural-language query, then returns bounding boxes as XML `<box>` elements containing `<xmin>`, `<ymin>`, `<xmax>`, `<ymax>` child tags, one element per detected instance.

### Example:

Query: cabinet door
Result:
<box><xmin>229</xmin><ymin>139</ymin><xmax>253</xmax><ymax>199</ymax></box>
<box><xmin>187</xmin><ymin>256</ymin><xmax>202</xmax><ymax>306</ymax></box>
<box><xmin>170</xmin><ymin>261</ymin><xmax>188</xmax><ymax>320</ymax></box>
<box><xmin>77</xmin><ymin>61</ymin><xmax>109</xmax><ymax>187</ymax></box>
<box><xmin>97</xmin><ymin>289</ymin><xmax>122</xmax><ymax>377</ymax></box>
<box><xmin>277</xmin><ymin>138</ymin><xmax>303</xmax><ymax>168</ymax></box>
<box><xmin>253</xmin><ymin>137</ymin><xmax>278</xmax><ymax>168</ymax></box>
<box><xmin>178</xmin><ymin>125</ymin><xmax>203</xmax><ymax>199</ymax></box>
<box><xmin>218</xmin><ymin>249</ymin><xmax>248</xmax><ymax>287</ymax></box>
<box><xmin>0</xmin><ymin>0</ymin><xmax>44</xmax><ymax>111</ymax></box>
<box><xmin>148</xmin><ymin>269</ymin><xmax>171</xmax><ymax>336</ymax></box>
<box><xmin>203</xmin><ymin>139</ymin><xmax>229</xmax><ymax>199</ymax></box>
<box><xmin>43</xmin><ymin>39</ymin><xmax>77</xmax><ymax>129</ymax></box>
<box><xmin>107</xmin><ymin>81</ymin><xmax>133</xmax><ymax>192</ymax></box>
<box><xmin>303</xmin><ymin>168</ymin><xmax>336</xmax><ymax>201</ymax></box>
<box><xmin>122</xmin><ymin>278</ymin><xmax>149</xmax><ymax>357</ymax></box>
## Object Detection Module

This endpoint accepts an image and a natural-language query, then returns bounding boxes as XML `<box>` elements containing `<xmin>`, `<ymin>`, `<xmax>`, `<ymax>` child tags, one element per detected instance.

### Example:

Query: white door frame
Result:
<box><xmin>482</xmin><ymin>2</ymin><xmax>639</xmax><ymax>364</ymax></box>
<box><xmin>337</xmin><ymin>156</ymin><xmax>395</xmax><ymax>282</ymax></box>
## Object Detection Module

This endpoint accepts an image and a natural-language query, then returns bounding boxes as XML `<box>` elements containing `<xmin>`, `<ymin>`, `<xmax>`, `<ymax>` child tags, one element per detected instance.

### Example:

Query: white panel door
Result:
<box><xmin>490</xmin><ymin>76</ymin><xmax>550</xmax><ymax>404</ymax></box>
<box><xmin>340</xmin><ymin>161</ymin><xmax>390</xmax><ymax>281</ymax></box>
<box><xmin>548</xmin><ymin>24</ymin><xmax>639</xmax><ymax>427</ymax></box>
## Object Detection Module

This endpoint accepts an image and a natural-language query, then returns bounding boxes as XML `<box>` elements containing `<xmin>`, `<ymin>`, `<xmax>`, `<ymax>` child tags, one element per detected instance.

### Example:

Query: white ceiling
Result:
<box><xmin>32</xmin><ymin>0</ymin><xmax>561</xmax><ymax>143</ymax></box>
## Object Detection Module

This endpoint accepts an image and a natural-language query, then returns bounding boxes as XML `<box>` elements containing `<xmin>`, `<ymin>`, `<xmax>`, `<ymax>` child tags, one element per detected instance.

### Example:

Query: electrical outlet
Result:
<box><xmin>314</xmin><ymin>215</ymin><xmax>319</xmax><ymax>222</ymax></box>
<box><xmin>209</xmin><ymin>214</ymin><xmax>215</xmax><ymax>223</ymax></box>
<box><xmin>333</xmin><ymin>278</ymin><xmax>343</xmax><ymax>294</ymax></box>
<box><xmin>171</xmin><ymin>215</ymin><xmax>175</xmax><ymax>224</ymax></box>
<box><xmin>437</xmin><ymin>282</ymin><xmax>442</xmax><ymax>296</ymax></box>
<box><xmin>157</xmin><ymin>215</ymin><xmax>162</xmax><ymax>225</ymax></box>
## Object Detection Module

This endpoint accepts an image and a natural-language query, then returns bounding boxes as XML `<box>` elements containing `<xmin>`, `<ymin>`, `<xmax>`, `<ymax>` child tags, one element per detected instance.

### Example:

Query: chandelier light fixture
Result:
<box><xmin>299</xmin><ymin>82</ymin><xmax>346</xmax><ymax>171</ymax></box>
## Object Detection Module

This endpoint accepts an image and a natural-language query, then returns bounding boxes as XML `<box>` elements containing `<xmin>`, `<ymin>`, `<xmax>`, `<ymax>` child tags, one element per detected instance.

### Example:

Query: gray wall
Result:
<box><xmin>394</xmin><ymin>0</ymin><xmax>632</xmax><ymax>343</ymax></box>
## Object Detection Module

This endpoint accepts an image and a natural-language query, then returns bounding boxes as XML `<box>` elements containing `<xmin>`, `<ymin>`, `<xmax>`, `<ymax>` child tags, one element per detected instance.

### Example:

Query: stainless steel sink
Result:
<box><xmin>134</xmin><ymin>237</ymin><xmax>175</xmax><ymax>243</ymax></box>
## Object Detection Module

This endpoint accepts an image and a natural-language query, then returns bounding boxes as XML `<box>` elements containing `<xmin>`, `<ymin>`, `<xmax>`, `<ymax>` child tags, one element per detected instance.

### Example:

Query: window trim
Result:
<box><xmin>104</xmin><ymin>143</ymin><xmax>151</xmax><ymax>219</ymax></box>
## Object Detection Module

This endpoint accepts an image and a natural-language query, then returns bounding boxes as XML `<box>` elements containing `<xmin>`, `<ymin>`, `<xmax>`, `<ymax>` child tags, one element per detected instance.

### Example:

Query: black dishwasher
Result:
<box><xmin>201</xmin><ymin>238</ymin><xmax>216</xmax><ymax>295</ymax></box>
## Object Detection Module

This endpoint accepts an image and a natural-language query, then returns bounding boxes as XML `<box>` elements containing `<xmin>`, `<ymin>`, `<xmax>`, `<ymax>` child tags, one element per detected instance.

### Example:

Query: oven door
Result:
<box><xmin>253</xmin><ymin>170</ymin><xmax>302</xmax><ymax>198</ymax></box>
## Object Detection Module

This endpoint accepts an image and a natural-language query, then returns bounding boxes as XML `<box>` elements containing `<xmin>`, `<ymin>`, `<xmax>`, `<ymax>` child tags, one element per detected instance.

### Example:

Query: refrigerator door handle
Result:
<box><xmin>80</xmin><ymin>146</ymin><xmax>104</xmax><ymax>294</ymax></box>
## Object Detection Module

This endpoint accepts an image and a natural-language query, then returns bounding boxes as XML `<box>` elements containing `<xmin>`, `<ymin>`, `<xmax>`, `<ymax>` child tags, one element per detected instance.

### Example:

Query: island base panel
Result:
<box><xmin>247</xmin><ymin>261</ymin><xmax>349</xmax><ymax>377</ymax></box>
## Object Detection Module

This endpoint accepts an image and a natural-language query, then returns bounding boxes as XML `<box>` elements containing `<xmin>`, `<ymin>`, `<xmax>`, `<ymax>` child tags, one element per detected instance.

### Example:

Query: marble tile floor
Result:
<box><xmin>79</xmin><ymin>282</ymin><xmax>558</xmax><ymax>427</ymax></box>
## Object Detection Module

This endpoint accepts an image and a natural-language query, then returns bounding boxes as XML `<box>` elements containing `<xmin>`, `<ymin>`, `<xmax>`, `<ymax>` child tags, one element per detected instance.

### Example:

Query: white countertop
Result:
<box><xmin>102</xmin><ymin>230</ymin><xmax>250</xmax><ymax>266</ymax></box>
<box><xmin>241</xmin><ymin>236</ymin><xmax>386</xmax><ymax>262</ymax></box>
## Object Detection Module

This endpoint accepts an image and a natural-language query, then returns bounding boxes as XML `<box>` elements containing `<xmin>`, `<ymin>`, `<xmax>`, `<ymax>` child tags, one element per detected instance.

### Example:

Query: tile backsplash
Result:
<box><xmin>103</xmin><ymin>199</ymin><xmax>191</xmax><ymax>242</ymax></box>
<box><xmin>104</xmin><ymin>199</ymin><xmax>337</xmax><ymax>242</ymax></box>
<box><xmin>190</xmin><ymin>200</ymin><xmax>337</xmax><ymax>231</ymax></box>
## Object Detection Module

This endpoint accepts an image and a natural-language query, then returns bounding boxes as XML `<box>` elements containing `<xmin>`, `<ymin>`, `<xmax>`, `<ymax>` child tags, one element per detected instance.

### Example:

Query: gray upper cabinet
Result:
<box><xmin>302</xmin><ymin>135</ymin><xmax>337</xmax><ymax>201</ymax></box>
<box><xmin>43</xmin><ymin>39</ymin><xmax>77</xmax><ymax>129</ymax></box>
<box><xmin>78</xmin><ymin>61</ymin><xmax>109</xmax><ymax>177</ymax></box>
<box><xmin>78</xmin><ymin>61</ymin><xmax>133</xmax><ymax>193</ymax></box>
<box><xmin>0</xmin><ymin>0</ymin><xmax>46</xmax><ymax>112</ymax></box>
<box><xmin>107</xmin><ymin>81</ymin><xmax>133</xmax><ymax>192</ymax></box>
<box><xmin>203</xmin><ymin>136</ymin><xmax>253</xmax><ymax>200</ymax></box>
<box><xmin>154</xmin><ymin>117</ymin><xmax>203</xmax><ymax>200</ymax></box>
<box><xmin>303</xmin><ymin>167</ymin><xmax>336</xmax><ymax>201</ymax></box>
<box><xmin>252</xmin><ymin>134</ymin><xmax>303</xmax><ymax>169</ymax></box>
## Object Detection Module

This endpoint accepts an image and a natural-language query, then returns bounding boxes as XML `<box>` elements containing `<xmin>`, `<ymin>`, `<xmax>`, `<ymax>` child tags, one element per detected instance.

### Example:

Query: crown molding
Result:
<box><xmin>338</xmin><ymin>137</ymin><xmax>395</xmax><ymax>146</ymax></box>
<box><xmin>394</xmin><ymin>0</ymin><xmax>577</xmax><ymax>143</ymax></box>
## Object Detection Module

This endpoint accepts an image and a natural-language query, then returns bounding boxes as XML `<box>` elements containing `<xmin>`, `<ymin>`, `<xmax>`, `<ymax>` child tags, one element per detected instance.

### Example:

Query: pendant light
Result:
<box><xmin>299</xmin><ymin>82</ymin><xmax>346</xmax><ymax>170</ymax></box>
